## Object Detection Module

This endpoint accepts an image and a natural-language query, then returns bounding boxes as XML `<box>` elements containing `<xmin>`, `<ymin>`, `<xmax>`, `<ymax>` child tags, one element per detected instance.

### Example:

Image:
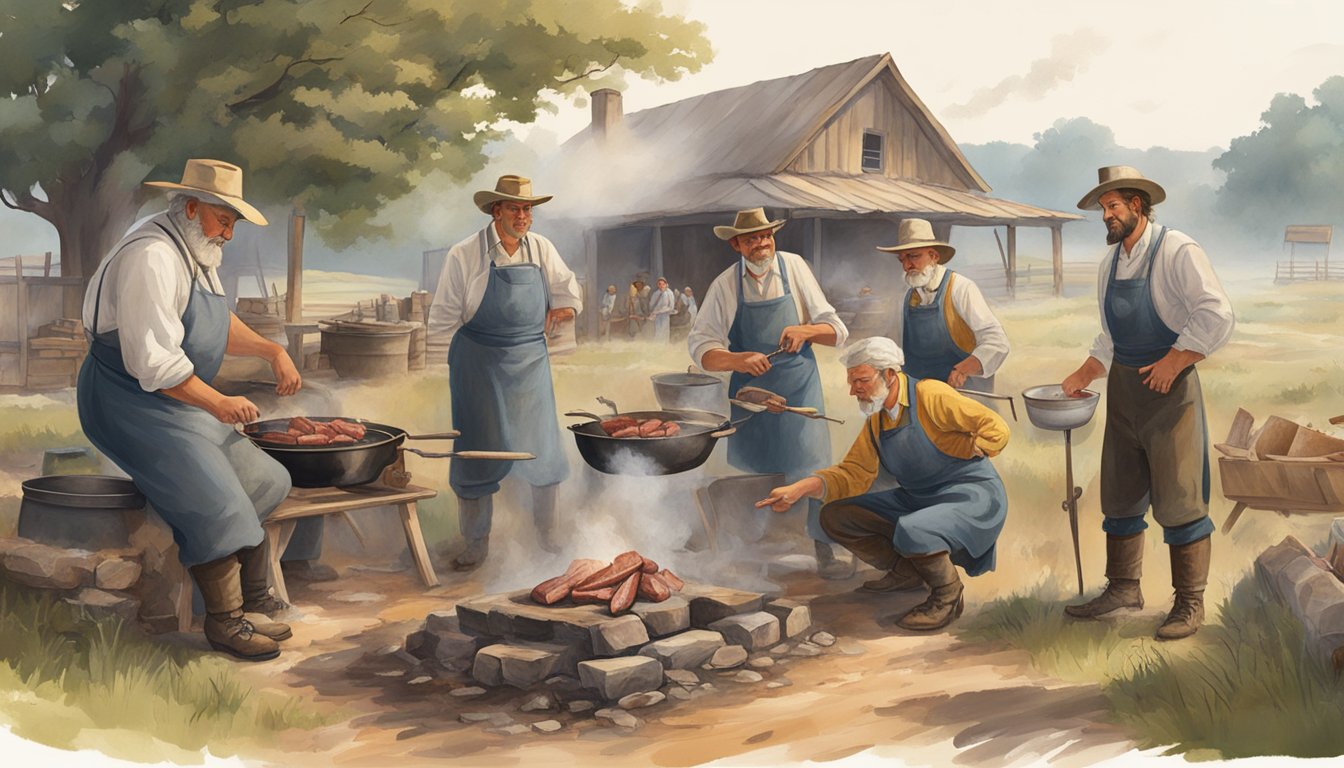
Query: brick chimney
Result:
<box><xmin>590</xmin><ymin>88</ymin><xmax>623</xmax><ymax>142</ymax></box>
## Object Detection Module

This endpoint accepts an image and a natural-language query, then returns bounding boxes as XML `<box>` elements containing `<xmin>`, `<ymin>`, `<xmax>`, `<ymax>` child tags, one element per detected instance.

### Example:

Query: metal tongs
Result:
<box><xmin>954</xmin><ymin>388</ymin><xmax>1018</xmax><ymax>422</ymax></box>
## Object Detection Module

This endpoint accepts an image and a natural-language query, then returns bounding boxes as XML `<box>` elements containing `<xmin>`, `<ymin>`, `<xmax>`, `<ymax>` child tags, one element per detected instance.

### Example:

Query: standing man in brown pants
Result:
<box><xmin>1061</xmin><ymin>166</ymin><xmax>1234</xmax><ymax>640</ymax></box>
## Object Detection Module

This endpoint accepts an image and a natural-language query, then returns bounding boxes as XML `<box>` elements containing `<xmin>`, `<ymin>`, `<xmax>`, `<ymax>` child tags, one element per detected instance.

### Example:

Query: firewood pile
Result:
<box><xmin>531</xmin><ymin>552</ymin><xmax>685</xmax><ymax>616</ymax></box>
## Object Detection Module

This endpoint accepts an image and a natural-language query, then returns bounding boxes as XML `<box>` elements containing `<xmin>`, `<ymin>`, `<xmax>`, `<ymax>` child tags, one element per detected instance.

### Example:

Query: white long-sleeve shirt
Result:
<box><xmin>887</xmin><ymin>263</ymin><xmax>1011</xmax><ymax>377</ymax></box>
<box><xmin>1087</xmin><ymin>221</ymin><xmax>1235</xmax><ymax>369</ymax></box>
<box><xmin>649</xmin><ymin>288</ymin><xmax>677</xmax><ymax>317</ymax></box>
<box><xmin>427</xmin><ymin>223</ymin><xmax>583</xmax><ymax>350</ymax></box>
<box><xmin>687</xmin><ymin>250</ymin><xmax>848</xmax><ymax>368</ymax></box>
<box><xmin>82</xmin><ymin>212</ymin><xmax>227</xmax><ymax>392</ymax></box>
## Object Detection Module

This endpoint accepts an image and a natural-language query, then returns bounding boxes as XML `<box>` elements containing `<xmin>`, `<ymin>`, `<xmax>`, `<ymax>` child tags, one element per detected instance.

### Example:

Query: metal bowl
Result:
<box><xmin>651</xmin><ymin>371</ymin><xmax>728</xmax><ymax>416</ymax></box>
<box><xmin>1021</xmin><ymin>385</ymin><xmax>1100</xmax><ymax>431</ymax></box>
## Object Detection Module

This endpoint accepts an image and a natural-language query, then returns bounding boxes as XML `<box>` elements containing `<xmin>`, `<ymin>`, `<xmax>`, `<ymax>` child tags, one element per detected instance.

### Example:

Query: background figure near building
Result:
<box><xmin>680</xmin><ymin>286</ymin><xmax>699</xmax><ymax>322</ymax></box>
<box><xmin>624</xmin><ymin>280</ymin><xmax>647</xmax><ymax>338</ymax></box>
<box><xmin>649</xmin><ymin>277</ymin><xmax>677</xmax><ymax>342</ymax></box>
<box><xmin>599</xmin><ymin>284</ymin><xmax>617</xmax><ymax>341</ymax></box>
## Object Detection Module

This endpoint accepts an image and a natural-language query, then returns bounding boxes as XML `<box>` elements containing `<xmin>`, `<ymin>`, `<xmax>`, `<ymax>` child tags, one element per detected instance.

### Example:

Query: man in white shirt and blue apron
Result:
<box><xmin>429</xmin><ymin>175</ymin><xmax>583</xmax><ymax>570</ymax></box>
<box><xmin>688</xmin><ymin>208</ymin><xmax>852</xmax><ymax>578</ymax></box>
<box><xmin>1061</xmin><ymin>166</ymin><xmax>1234</xmax><ymax>640</ymax></box>
<box><xmin>78</xmin><ymin>159</ymin><xmax>303</xmax><ymax>661</ymax></box>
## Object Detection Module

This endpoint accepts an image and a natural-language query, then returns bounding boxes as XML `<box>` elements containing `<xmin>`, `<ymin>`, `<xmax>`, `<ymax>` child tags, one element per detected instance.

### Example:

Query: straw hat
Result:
<box><xmin>1077</xmin><ymin>165</ymin><xmax>1166</xmax><ymax>211</ymax></box>
<box><xmin>713</xmin><ymin>207</ymin><xmax>786</xmax><ymax>241</ymax></box>
<box><xmin>875</xmin><ymin>218</ymin><xmax>955</xmax><ymax>263</ymax></box>
<box><xmin>473</xmin><ymin>174</ymin><xmax>553</xmax><ymax>214</ymax></box>
<box><xmin>143</xmin><ymin>159</ymin><xmax>267</xmax><ymax>225</ymax></box>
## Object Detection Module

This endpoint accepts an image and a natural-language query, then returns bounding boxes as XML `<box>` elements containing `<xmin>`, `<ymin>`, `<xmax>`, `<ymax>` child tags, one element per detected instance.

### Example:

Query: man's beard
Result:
<box><xmin>499</xmin><ymin>218</ymin><xmax>529</xmax><ymax>240</ymax></box>
<box><xmin>170</xmin><ymin>207</ymin><xmax>225</xmax><ymax>268</ymax></box>
<box><xmin>1104</xmin><ymin>209</ymin><xmax>1139</xmax><ymax>245</ymax></box>
<box><xmin>904</xmin><ymin>263</ymin><xmax>937</xmax><ymax>289</ymax></box>
<box><xmin>857</xmin><ymin>377</ymin><xmax>891</xmax><ymax>416</ymax></box>
<box><xmin>744</xmin><ymin>245</ymin><xmax>775</xmax><ymax>277</ymax></box>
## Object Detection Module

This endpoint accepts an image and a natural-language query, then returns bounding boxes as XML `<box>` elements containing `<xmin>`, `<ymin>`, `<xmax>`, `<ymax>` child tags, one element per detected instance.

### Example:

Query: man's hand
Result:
<box><xmin>545</xmin><ymin>307</ymin><xmax>576</xmax><ymax>336</ymax></box>
<box><xmin>778</xmin><ymin>325</ymin><xmax>815</xmax><ymax>353</ymax></box>
<box><xmin>948</xmin><ymin>356</ymin><xmax>983</xmax><ymax>390</ymax></box>
<box><xmin>1062</xmin><ymin>357</ymin><xmax>1106</xmax><ymax>396</ymax></box>
<box><xmin>211</xmin><ymin>395</ymin><xmax>259</xmax><ymax>425</ymax></box>
<box><xmin>734</xmin><ymin>351</ymin><xmax>772</xmax><ymax>376</ymax></box>
<box><xmin>270</xmin><ymin>351</ymin><xmax>302</xmax><ymax>396</ymax></box>
<box><xmin>755</xmin><ymin>477</ymin><xmax>823</xmax><ymax>513</ymax></box>
<box><xmin>1138</xmin><ymin>349</ymin><xmax>1203</xmax><ymax>394</ymax></box>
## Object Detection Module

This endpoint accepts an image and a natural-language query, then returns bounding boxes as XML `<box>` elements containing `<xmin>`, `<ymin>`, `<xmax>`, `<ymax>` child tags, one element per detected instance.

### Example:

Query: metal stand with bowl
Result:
<box><xmin>1021</xmin><ymin>385</ymin><xmax>1102</xmax><ymax>596</ymax></box>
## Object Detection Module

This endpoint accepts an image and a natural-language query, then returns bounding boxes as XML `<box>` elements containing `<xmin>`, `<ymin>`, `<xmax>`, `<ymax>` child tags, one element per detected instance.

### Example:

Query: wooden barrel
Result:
<box><xmin>319</xmin><ymin>324</ymin><xmax>412</xmax><ymax>379</ymax></box>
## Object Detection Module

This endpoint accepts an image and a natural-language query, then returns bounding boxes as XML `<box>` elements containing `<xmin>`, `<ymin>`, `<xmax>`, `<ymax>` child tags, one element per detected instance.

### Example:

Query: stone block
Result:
<box><xmin>95</xmin><ymin>558</ymin><xmax>142</xmax><ymax>590</ymax></box>
<box><xmin>455</xmin><ymin>600</ymin><xmax>493</xmax><ymax>635</ymax></box>
<box><xmin>664</xmin><ymin>669</ymin><xmax>700</xmax><ymax>688</ymax></box>
<box><xmin>764</xmin><ymin>599</ymin><xmax>812</xmax><ymax>639</ymax></box>
<box><xmin>590</xmin><ymin>615</ymin><xmax>649</xmax><ymax>656</ymax></box>
<box><xmin>638</xmin><ymin>629</ymin><xmax>725</xmax><ymax>669</ymax></box>
<box><xmin>458</xmin><ymin>590</ymin><xmax>618</xmax><ymax>645</ymax></box>
<box><xmin>708</xmin><ymin>645</ymin><xmax>748</xmax><ymax>669</ymax></box>
<box><xmin>1</xmin><ymin>539</ymin><xmax>98</xmax><ymax>590</ymax></box>
<box><xmin>617</xmin><ymin>690</ymin><xmax>665</xmax><ymax>710</ymax></box>
<box><xmin>594</xmin><ymin>707</ymin><xmax>640</xmax><ymax>730</ymax></box>
<box><xmin>708</xmin><ymin>612</ymin><xmax>780</xmax><ymax>651</ymax></box>
<box><xmin>65</xmin><ymin>588</ymin><xmax>140</xmax><ymax>622</ymax></box>
<box><xmin>405</xmin><ymin>627</ymin><xmax>485</xmax><ymax>672</ymax></box>
<box><xmin>577</xmin><ymin>656</ymin><xmax>664</xmax><ymax>701</ymax></box>
<box><xmin>630</xmin><ymin>596</ymin><xmax>691</xmax><ymax>637</ymax></box>
<box><xmin>683</xmin><ymin>584</ymin><xmax>765</xmax><ymax>628</ymax></box>
<box><xmin>472</xmin><ymin>642</ymin><xmax>567</xmax><ymax>688</ymax></box>
<box><xmin>424</xmin><ymin>610</ymin><xmax>460</xmax><ymax>634</ymax></box>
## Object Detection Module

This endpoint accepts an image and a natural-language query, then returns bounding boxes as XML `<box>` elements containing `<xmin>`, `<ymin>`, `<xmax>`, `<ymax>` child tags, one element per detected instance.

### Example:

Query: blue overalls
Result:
<box><xmin>1100</xmin><ymin>225</ymin><xmax>1213</xmax><ymax>545</ymax></box>
<box><xmin>840</xmin><ymin>376</ymin><xmax>1007</xmax><ymax>576</ymax></box>
<box><xmin>448</xmin><ymin>229</ymin><xmax>568</xmax><ymax>505</ymax></box>
<box><xmin>76</xmin><ymin>216</ymin><xmax>292</xmax><ymax>567</ymax></box>
<box><xmin>902</xmin><ymin>270</ymin><xmax>992</xmax><ymax>393</ymax></box>
<box><xmin>726</xmin><ymin>257</ymin><xmax>832</xmax><ymax>541</ymax></box>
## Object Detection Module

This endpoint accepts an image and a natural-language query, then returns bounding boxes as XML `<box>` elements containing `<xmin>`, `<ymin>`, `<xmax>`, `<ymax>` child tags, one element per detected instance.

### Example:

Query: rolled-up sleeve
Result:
<box><xmin>788</xmin><ymin>253</ymin><xmax>848</xmax><ymax>346</ymax></box>
<box><xmin>1169</xmin><ymin>242</ymin><xmax>1234</xmax><ymax>358</ymax></box>
<box><xmin>954</xmin><ymin>278</ymin><xmax>1010</xmax><ymax>376</ymax></box>
<box><xmin>114</xmin><ymin>245</ymin><xmax>194</xmax><ymax>392</ymax></box>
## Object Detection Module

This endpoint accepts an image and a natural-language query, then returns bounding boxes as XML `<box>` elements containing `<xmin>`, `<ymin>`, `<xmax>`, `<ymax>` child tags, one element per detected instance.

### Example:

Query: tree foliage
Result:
<box><xmin>1214</xmin><ymin>76</ymin><xmax>1344</xmax><ymax>240</ymax></box>
<box><xmin>0</xmin><ymin>0</ymin><xmax>710</xmax><ymax>280</ymax></box>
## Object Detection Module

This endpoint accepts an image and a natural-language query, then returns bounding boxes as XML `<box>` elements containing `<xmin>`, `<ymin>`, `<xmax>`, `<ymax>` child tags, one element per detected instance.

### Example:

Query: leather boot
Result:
<box><xmin>237</xmin><ymin>543</ymin><xmax>293</xmax><ymax>642</ymax></box>
<box><xmin>861</xmin><ymin>556</ymin><xmax>923</xmax><ymax>592</ymax></box>
<box><xmin>452</xmin><ymin>494</ymin><xmax>493</xmax><ymax>571</ymax></box>
<box><xmin>1156</xmin><ymin>535</ymin><xmax>1210</xmax><ymax>641</ymax></box>
<box><xmin>815</xmin><ymin>540</ymin><xmax>857</xmax><ymax>580</ymax></box>
<box><xmin>532</xmin><ymin>484</ymin><xmax>562</xmax><ymax>554</ymax></box>
<box><xmin>897</xmin><ymin>553</ymin><xmax>964</xmax><ymax>631</ymax></box>
<box><xmin>1064</xmin><ymin>531</ymin><xmax>1145</xmax><ymax>619</ymax></box>
<box><xmin>190</xmin><ymin>555</ymin><xmax>280</xmax><ymax>661</ymax></box>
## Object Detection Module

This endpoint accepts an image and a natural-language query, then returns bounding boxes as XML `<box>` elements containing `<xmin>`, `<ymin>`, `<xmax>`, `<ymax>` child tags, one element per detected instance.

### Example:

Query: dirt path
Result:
<box><xmin>224</xmin><ymin>565</ymin><xmax>1139</xmax><ymax>768</ymax></box>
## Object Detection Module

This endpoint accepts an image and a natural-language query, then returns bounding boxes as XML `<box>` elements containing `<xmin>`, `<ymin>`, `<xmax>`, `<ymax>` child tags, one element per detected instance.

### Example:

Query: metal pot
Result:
<box><xmin>651</xmin><ymin>370</ymin><xmax>729</xmax><ymax>415</ymax></box>
<box><xmin>19</xmin><ymin>475</ymin><xmax>145</xmax><ymax>549</ymax></box>
<box><xmin>1021</xmin><ymin>385</ymin><xmax>1100</xmax><ymax>431</ymax></box>
<box><xmin>566</xmin><ymin>408</ymin><xmax>737</xmax><ymax>476</ymax></box>
<box><xmin>243</xmin><ymin>417</ymin><xmax>461</xmax><ymax>488</ymax></box>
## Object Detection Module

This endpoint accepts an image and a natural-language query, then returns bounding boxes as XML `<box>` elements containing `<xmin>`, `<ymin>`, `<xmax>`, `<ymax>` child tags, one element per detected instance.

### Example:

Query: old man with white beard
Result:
<box><xmin>879</xmin><ymin>218</ymin><xmax>1009</xmax><ymax>393</ymax></box>
<box><xmin>689</xmin><ymin>208</ymin><xmax>852</xmax><ymax>578</ymax></box>
<box><xmin>756</xmin><ymin>337</ymin><xmax>1010</xmax><ymax>631</ymax></box>
<box><xmin>78</xmin><ymin>159</ymin><xmax>303</xmax><ymax>662</ymax></box>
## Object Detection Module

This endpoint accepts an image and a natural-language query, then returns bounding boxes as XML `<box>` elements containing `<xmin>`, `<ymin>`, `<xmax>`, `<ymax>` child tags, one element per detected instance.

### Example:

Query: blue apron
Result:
<box><xmin>902</xmin><ymin>270</ymin><xmax>992</xmax><ymax>392</ymax></box>
<box><xmin>76</xmin><ymin>217</ymin><xmax>292</xmax><ymax>566</ymax></box>
<box><xmin>842</xmin><ymin>376</ymin><xmax>1007</xmax><ymax>576</ymax></box>
<box><xmin>1102</xmin><ymin>225</ymin><xmax>1211</xmax><ymax>514</ymax></box>
<box><xmin>448</xmin><ymin>230</ymin><xmax>568</xmax><ymax>499</ymax></box>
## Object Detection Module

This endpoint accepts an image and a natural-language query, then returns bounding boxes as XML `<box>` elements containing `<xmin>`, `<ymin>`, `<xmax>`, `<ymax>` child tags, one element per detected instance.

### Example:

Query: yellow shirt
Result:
<box><xmin>908</xmin><ymin>272</ymin><xmax>977</xmax><ymax>354</ymax></box>
<box><xmin>814</xmin><ymin>373</ymin><xmax>1010</xmax><ymax>503</ymax></box>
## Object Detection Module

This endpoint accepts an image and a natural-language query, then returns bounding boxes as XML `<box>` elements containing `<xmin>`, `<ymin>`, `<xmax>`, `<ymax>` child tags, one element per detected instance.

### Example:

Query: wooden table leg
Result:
<box><xmin>1221</xmin><ymin>501</ymin><xmax>1248</xmax><ymax>534</ymax></box>
<box><xmin>398</xmin><ymin>501</ymin><xmax>440</xmax><ymax>588</ymax></box>
<box><xmin>695</xmin><ymin>486</ymin><xmax>718</xmax><ymax>553</ymax></box>
<box><xmin>265</xmin><ymin>520</ymin><xmax>298</xmax><ymax>603</ymax></box>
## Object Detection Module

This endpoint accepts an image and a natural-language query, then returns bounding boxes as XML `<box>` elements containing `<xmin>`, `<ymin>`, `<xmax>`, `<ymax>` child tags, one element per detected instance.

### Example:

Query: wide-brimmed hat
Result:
<box><xmin>473</xmin><ymin>174</ymin><xmax>553</xmax><ymax>214</ymax></box>
<box><xmin>875</xmin><ymin>218</ymin><xmax>955</xmax><ymax>263</ymax></box>
<box><xmin>143</xmin><ymin>159</ymin><xmax>268</xmax><ymax>225</ymax></box>
<box><xmin>1077</xmin><ymin>165</ymin><xmax>1166</xmax><ymax>211</ymax></box>
<box><xmin>713</xmin><ymin>207</ymin><xmax>786</xmax><ymax>241</ymax></box>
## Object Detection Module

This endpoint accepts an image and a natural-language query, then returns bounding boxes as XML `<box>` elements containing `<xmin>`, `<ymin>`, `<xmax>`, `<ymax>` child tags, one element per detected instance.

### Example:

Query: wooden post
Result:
<box><xmin>1006</xmin><ymin>225</ymin><xmax>1018</xmax><ymax>298</ymax></box>
<box><xmin>286</xmin><ymin>204</ymin><xmax>305</xmax><ymax>323</ymax></box>
<box><xmin>584</xmin><ymin>228</ymin><xmax>599</xmax><ymax>340</ymax></box>
<box><xmin>651</xmin><ymin>225</ymin><xmax>664</xmax><ymax>281</ymax></box>
<box><xmin>1051</xmin><ymin>225</ymin><xmax>1064</xmax><ymax>297</ymax></box>
<box><xmin>16</xmin><ymin>256</ymin><xmax>28</xmax><ymax>388</ymax></box>
<box><xmin>812</xmin><ymin>218</ymin><xmax>823</xmax><ymax>275</ymax></box>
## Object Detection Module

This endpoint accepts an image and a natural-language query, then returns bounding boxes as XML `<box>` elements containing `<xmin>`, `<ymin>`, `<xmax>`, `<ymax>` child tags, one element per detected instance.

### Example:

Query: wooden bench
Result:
<box><xmin>264</xmin><ymin>483</ymin><xmax>440</xmax><ymax>602</ymax></box>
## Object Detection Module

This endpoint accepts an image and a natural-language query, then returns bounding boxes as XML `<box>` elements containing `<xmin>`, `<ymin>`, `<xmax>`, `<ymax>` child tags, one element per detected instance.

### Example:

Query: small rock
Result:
<box><xmin>668</xmin><ymin>687</ymin><xmax>692</xmax><ymax>701</ymax></box>
<box><xmin>732</xmin><ymin>670</ymin><xmax>764</xmax><ymax>683</ymax></box>
<box><xmin>459</xmin><ymin>712</ymin><xmax>495</xmax><ymax>724</ymax></box>
<box><xmin>595</xmin><ymin>708</ymin><xmax>640</xmax><ymax>729</ymax></box>
<box><xmin>95</xmin><ymin>558</ymin><xmax>142</xmax><ymax>590</ymax></box>
<box><xmin>330</xmin><ymin>591</ymin><xmax>384</xmax><ymax>603</ymax></box>
<box><xmin>698</xmin><ymin>682</ymin><xmax>715</xmax><ymax>690</ymax></box>
<box><xmin>487</xmin><ymin>724</ymin><xmax>531</xmax><ymax>736</ymax></box>
<box><xmin>618</xmin><ymin>690</ymin><xmax>666</xmax><ymax>710</ymax></box>
<box><xmin>451</xmin><ymin>686</ymin><xmax>488</xmax><ymax>698</ymax></box>
<box><xmin>532</xmin><ymin>720</ymin><xmax>564</xmax><ymax>734</ymax></box>
<box><xmin>375</xmin><ymin>670</ymin><xmax>406</xmax><ymax>678</ymax></box>
<box><xmin>790</xmin><ymin>642</ymin><xmax>822</xmax><ymax>657</ymax></box>
<box><xmin>664</xmin><ymin>669</ymin><xmax>700</xmax><ymax>688</ymax></box>
<box><xmin>520</xmin><ymin>694</ymin><xmax>553</xmax><ymax>712</ymax></box>
<box><xmin>567</xmin><ymin>700</ymin><xmax>595</xmax><ymax>713</ymax></box>
<box><xmin>370</xmin><ymin>644</ymin><xmax>402</xmax><ymax>657</ymax></box>
<box><xmin>748</xmin><ymin>657</ymin><xmax>775</xmax><ymax>669</ymax></box>
<box><xmin>770</xmin><ymin>644</ymin><xmax>791</xmax><ymax>656</ymax></box>
<box><xmin>408</xmin><ymin>676</ymin><xmax>433</xmax><ymax>685</ymax></box>
<box><xmin>709</xmin><ymin>645</ymin><xmax>748</xmax><ymax>669</ymax></box>
<box><xmin>810</xmin><ymin>631</ymin><xmax>836</xmax><ymax>647</ymax></box>
<box><xmin>766</xmin><ymin>679</ymin><xmax>793</xmax><ymax>689</ymax></box>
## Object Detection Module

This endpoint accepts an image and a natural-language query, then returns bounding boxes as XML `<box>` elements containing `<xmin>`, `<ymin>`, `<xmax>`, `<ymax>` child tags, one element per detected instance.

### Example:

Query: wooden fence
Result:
<box><xmin>960</xmin><ymin>259</ymin><xmax>1100</xmax><ymax>301</ymax></box>
<box><xmin>1275</xmin><ymin>260</ymin><xmax>1343</xmax><ymax>282</ymax></box>
<box><xmin>0</xmin><ymin>253</ymin><xmax>86</xmax><ymax>390</ymax></box>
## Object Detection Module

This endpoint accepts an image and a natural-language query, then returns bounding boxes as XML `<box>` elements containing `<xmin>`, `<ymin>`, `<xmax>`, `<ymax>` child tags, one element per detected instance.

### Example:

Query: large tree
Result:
<box><xmin>0</xmin><ymin>0</ymin><xmax>709</xmax><ymax>284</ymax></box>
<box><xmin>1214</xmin><ymin>76</ymin><xmax>1344</xmax><ymax>243</ymax></box>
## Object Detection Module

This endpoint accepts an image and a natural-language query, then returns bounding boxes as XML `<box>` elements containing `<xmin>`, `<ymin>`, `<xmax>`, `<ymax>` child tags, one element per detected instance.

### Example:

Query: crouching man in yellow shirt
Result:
<box><xmin>757</xmin><ymin>337</ymin><xmax>1010</xmax><ymax>631</ymax></box>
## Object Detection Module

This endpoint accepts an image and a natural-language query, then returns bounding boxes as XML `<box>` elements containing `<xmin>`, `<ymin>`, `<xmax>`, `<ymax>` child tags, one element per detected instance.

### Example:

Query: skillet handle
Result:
<box><xmin>565</xmin><ymin>411</ymin><xmax>603</xmax><ymax>421</ymax></box>
<box><xmin>709</xmin><ymin>427</ymin><xmax>736</xmax><ymax>439</ymax></box>
<box><xmin>404</xmin><ymin>431</ymin><xmax>461</xmax><ymax>440</ymax></box>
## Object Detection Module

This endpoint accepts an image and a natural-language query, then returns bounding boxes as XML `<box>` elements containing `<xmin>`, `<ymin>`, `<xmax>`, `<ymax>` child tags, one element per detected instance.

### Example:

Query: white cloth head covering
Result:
<box><xmin>839</xmin><ymin>336</ymin><xmax>905</xmax><ymax>372</ymax></box>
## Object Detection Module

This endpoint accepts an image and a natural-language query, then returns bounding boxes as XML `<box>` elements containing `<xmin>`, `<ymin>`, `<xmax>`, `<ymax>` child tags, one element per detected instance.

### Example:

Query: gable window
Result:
<box><xmin>861</xmin><ymin>130</ymin><xmax>884</xmax><ymax>173</ymax></box>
